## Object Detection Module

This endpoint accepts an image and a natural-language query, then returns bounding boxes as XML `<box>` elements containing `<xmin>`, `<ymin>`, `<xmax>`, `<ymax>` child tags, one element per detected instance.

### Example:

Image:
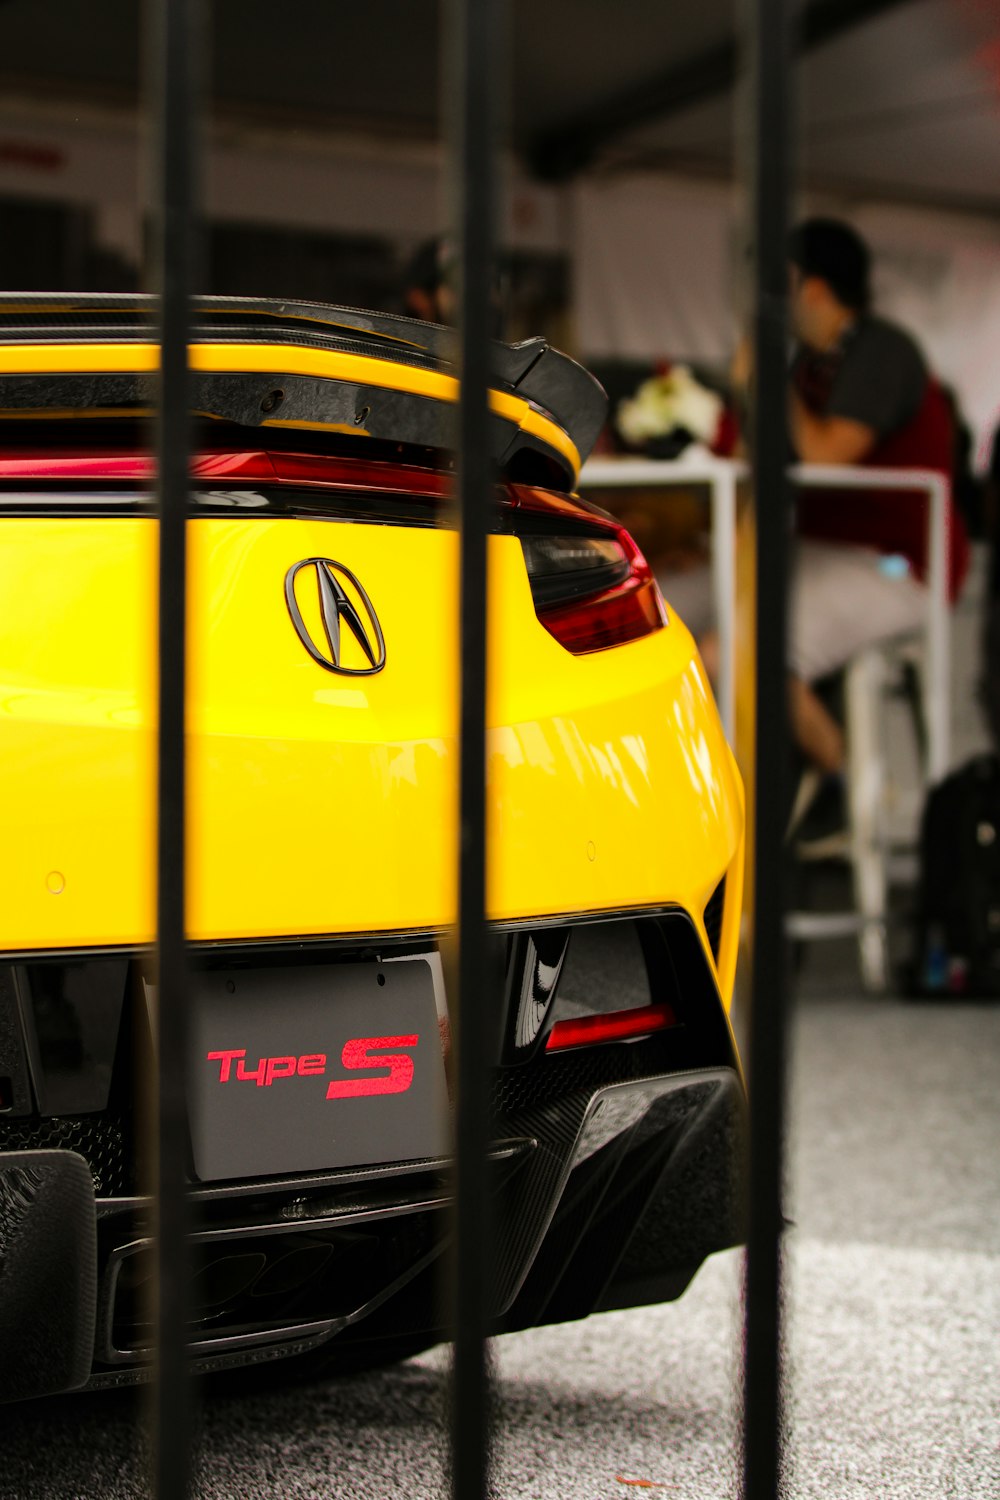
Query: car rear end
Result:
<box><xmin>0</xmin><ymin>295</ymin><xmax>745</xmax><ymax>1397</ymax></box>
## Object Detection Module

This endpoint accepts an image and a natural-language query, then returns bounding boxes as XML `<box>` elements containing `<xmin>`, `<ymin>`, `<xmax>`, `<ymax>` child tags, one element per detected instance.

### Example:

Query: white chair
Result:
<box><xmin>785</xmin><ymin>467</ymin><xmax>952</xmax><ymax>993</ymax></box>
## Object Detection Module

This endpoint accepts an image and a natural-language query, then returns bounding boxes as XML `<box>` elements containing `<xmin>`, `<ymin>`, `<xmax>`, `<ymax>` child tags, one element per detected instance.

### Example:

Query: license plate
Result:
<box><xmin>189</xmin><ymin>958</ymin><xmax>449</xmax><ymax>1182</ymax></box>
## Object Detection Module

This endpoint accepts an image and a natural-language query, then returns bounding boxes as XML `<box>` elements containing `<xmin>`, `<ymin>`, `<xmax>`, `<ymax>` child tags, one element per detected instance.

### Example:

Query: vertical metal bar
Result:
<box><xmin>711</xmin><ymin>466</ymin><xmax>739</xmax><ymax>739</ymax></box>
<box><xmin>925</xmin><ymin>474</ymin><xmax>950</xmax><ymax>782</ymax></box>
<box><xmin>150</xmin><ymin>1</ymin><xmax>199</xmax><ymax>1494</ymax></box>
<box><xmin>744</xmin><ymin>0</ymin><xmax>792</xmax><ymax>1495</ymax></box>
<box><xmin>448</xmin><ymin>0</ymin><xmax>500</xmax><ymax>1497</ymax></box>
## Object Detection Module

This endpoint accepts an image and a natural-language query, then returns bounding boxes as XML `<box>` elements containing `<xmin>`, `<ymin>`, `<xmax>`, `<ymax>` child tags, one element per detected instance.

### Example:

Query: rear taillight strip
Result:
<box><xmin>545</xmin><ymin>1000</ymin><xmax>676</xmax><ymax>1053</ymax></box>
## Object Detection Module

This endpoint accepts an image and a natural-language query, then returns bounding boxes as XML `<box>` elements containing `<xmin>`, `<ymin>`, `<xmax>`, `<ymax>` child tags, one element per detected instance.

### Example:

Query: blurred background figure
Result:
<box><xmin>402</xmin><ymin>235</ymin><xmax>456</xmax><ymax>324</ymax></box>
<box><xmin>638</xmin><ymin>217</ymin><xmax>972</xmax><ymax>777</ymax></box>
<box><xmin>780</xmin><ymin>217</ymin><xmax>969</xmax><ymax>780</ymax></box>
<box><xmin>401</xmin><ymin>234</ymin><xmax>514</xmax><ymax>337</ymax></box>
<box><xmin>983</xmin><ymin>422</ymin><xmax>1000</xmax><ymax>753</ymax></box>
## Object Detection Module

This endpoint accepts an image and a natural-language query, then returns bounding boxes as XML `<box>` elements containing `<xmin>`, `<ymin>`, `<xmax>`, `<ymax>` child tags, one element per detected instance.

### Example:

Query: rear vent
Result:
<box><xmin>552</xmin><ymin>920</ymin><xmax>652</xmax><ymax>1021</ymax></box>
<box><xmin>0</xmin><ymin>1113</ymin><xmax>134</xmax><ymax>1197</ymax></box>
<box><xmin>703</xmin><ymin>878</ymin><xmax>727</xmax><ymax>964</ymax></box>
<box><xmin>538</xmin><ymin>920</ymin><xmax>664</xmax><ymax>1055</ymax></box>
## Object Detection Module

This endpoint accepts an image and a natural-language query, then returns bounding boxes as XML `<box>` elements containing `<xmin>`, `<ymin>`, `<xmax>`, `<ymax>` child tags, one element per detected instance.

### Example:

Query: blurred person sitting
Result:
<box><xmin>982</xmin><ymin>422</ymin><xmax>1000</xmax><ymax>753</ymax></box>
<box><xmin>683</xmin><ymin>219</ymin><xmax>968</xmax><ymax>789</ymax></box>
<box><xmin>779</xmin><ymin>217</ymin><xmax>969</xmax><ymax>778</ymax></box>
<box><xmin>647</xmin><ymin>219</ymin><xmax>968</xmax><ymax>815</ymax></box>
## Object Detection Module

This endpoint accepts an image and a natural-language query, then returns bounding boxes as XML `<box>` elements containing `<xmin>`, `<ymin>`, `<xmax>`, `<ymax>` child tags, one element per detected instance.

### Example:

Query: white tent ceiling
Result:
<box><xmin>608</xmin><ymin>0</ymin><xmax>1000</xmax><ymax>215</ymax></box>
<box><xmin>0</xmin><ymin>0</ymin><xmax>997</xmax><ymax>215</ymax></box>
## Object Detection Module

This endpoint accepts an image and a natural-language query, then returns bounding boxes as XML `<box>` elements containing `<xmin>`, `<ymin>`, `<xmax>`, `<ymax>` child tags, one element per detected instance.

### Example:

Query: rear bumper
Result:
<box><xmin>0</xmin><ymin>908</ymin><xmax>745</xmax><ymax>1397</ymax></box>
<box><xmin>0</xmin><ymin>1066</ymin><xmax>743</xmax><ymax>1400</ymax></box>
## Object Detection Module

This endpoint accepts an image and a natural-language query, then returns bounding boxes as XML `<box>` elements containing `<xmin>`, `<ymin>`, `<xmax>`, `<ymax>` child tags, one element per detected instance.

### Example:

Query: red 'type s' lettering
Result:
<box><xmin>325</xmin><ymin>1035</ymin><xmax>418</xmax><ymax>1100</ymax></box>
<box><xmin>207</xmin><ymin>1049</ymin><xmax>246</xmax><ymax>1083</ymax></box>
<box><xmin>298</xmin><ymin>1054</ymin><xmax>326</xmax><ymax>1076</ymax></box>
<box><xmin>236</xmin><ymin>1055</ymin><xmax>267</xmax><ymax>1086</ymax></box>
<box><xmin>263</xmin><ymin>1055</ymin><xmax>297</xmax><ymax>1087</ymax></box>
<box><xmin>208</xmin><ymin>1050</ymin><xmax>329</xmax><ymax>1085</ymax></box>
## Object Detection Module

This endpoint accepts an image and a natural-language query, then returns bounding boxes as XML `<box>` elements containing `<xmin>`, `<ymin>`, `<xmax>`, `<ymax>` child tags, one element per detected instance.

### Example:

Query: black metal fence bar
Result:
<box><xmin>744</xmin><ymin>0</ymin><xmax>792</xmax><ymax>1495</ymax></box>
<box><xmin>151</xmin><ymin>0</ymin><xmax>199</xmax><ymax>1493</ymax></box>
<box><xmin>449</xmin><ymin>0</ymin><xmax>500</xmax><ymax>1496</ymax></box>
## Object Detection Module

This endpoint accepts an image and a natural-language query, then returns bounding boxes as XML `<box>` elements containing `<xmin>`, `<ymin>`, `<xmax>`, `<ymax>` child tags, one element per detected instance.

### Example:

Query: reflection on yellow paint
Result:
<box><xmin>387</xmin><ymin>743</ymin><xmax>418</xmax><ymax>789</ymax></box>
<box><xmin>314</xmin><ymin>687</ymin><xmax>370</xmax><ymax>710</ymax></box>
<box><xmin>0</xmin><ymin>685</ymin><xmax>148</xmax><ymax>729</ymax></box>
<box><xmin>621</xmin><ymin>734</ymin><xmax>651</xmax><ymax>785</ymax></box>
<box><xmin>602</xmin><ymin>743</ymin><xmax>641</xmax><ymax>809</ymax></box>
<box><xmin>551</xmin><ymin>717</ymin><xmax>590</xmax><ymax>786</ymax></box>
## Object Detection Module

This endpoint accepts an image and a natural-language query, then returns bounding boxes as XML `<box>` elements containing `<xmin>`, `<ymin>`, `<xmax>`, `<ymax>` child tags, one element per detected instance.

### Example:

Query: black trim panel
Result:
<box><xmin>0</xmin><ymin>370</ymin><xmax>576</xmax><ymax>490</ymax></box>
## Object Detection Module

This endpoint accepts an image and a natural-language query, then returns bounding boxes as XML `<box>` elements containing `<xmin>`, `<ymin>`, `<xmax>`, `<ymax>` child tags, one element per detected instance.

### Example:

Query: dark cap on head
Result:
<box><xmin>404</xmin><ymin>236</ymin><xmax>456</xmax><ymax>295</ymax></box>
<box><xmin>788</xmin><ymin>218</ymin><xmax>871</xmax><ymax>312</ymax></box>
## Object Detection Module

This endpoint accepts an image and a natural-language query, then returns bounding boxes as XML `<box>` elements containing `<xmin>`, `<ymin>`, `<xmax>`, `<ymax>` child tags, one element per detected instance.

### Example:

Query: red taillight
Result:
<box><xmin>544</xmin><ymin>1001</ymin><xmax>676</xmax><ymax>1053</ymax></box>
<box><xmin>534</xmin><ymin>551</ymin><xmax>667</xmax><ymax>654</ymax></box>
<box><xmin>510</xmin><ymin>486</ymin><xmax>667</xmax><ymax>655</ymax></box>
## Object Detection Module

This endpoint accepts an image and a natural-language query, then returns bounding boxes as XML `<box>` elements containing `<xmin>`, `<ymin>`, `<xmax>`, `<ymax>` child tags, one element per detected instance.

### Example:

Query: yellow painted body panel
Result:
<box><xmin>0</xmin><ymin>512</ymin><xmax>743</xmax><ymax>998</ymax></box>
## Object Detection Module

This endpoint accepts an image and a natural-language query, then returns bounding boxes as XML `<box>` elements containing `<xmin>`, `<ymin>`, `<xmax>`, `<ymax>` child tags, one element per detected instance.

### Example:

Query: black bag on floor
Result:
<box><xmin>915</xmin><ymin>753</ymin><xmax>1000</xmax><ymax>997</ymax></box>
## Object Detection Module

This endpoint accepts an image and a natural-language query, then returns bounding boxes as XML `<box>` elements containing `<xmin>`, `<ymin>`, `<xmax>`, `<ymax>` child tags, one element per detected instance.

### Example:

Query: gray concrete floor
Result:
<box><xmin>2</xmin><ymin>941</ymin><xmax>998</xmax><ymax>1498</ymax></box>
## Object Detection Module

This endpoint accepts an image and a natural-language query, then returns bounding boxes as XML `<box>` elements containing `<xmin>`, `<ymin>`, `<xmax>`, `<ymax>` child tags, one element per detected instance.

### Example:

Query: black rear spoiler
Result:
<box><xmin>0</xmin><ymin>293</ymin><xmax>608</xmax><ymax>480</ymax></box>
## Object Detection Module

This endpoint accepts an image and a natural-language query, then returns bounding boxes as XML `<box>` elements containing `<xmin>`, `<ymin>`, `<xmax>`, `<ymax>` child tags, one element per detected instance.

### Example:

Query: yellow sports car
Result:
<box><xmin>0</xmin><ymin>294</ymin><xmax>744</xmax><ymax>1399</ymax></box>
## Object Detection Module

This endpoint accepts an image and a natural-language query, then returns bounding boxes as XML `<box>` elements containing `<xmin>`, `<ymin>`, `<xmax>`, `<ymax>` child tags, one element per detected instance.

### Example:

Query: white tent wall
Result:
<box><xmin>0</xmin><ymin>103</ymin><xmax>565</xmax><ymax>263</ymax></box>
<box><xmin>851</xmin><ymin>201</ymin><xmax>1000</xmax><ymax>471</ymax></box>
<box><xmin>0</xmin><ymin>108</ymin><xmax>145</xmax><ymax>266</ymax></box>
<box><xmin>571</xmin><ymin>173</ymin><xmax>741</xmax><ymax>369</ymax></box>
<box><xmin>572</xmin><ymin>170</ymin><xmax>1000</xmax><ymax>470</ymax></box>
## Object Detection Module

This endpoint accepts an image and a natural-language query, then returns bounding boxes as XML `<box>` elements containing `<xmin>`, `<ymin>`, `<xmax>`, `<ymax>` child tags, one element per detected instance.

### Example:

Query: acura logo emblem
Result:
<box><xmin>284</xmin><ymin>558</ymin><xmax>386</xmax><ymax>675</ymax></box>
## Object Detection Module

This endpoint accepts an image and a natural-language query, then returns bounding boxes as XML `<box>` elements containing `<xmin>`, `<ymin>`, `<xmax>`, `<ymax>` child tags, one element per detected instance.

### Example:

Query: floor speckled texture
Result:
<box><xmin>2</xmin><ymin>951</ymin><xmax>997</xmax><ymax>1498</ymax></box>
